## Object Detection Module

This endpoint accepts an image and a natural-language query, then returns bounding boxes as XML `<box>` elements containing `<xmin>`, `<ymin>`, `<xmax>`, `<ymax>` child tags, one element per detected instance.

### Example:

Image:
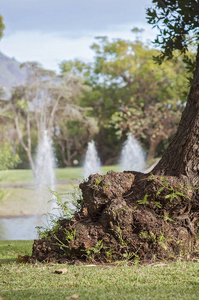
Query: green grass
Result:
<box><xmin>56</xmin><ymin>167</ymin><xmax>84</xmax><ymax>182</ymax></box>
<box><xmin>0</xmin><ymin>240</ymin><xmax>33</xmax><ymax>263</ymax></box>
<box><xmin>0</xmin><ymin>169</ymin><xmax>34</xmax><ymax>184</ymax></box>
<box><xmin>1</xmin><ymin>241</ymin><xmax>199</xmax><ymax>299</ymax></box>
<box><xmin>0</xmin><ymin>165</ymin><xmax>120</xmax><ymax>184</ymax></box>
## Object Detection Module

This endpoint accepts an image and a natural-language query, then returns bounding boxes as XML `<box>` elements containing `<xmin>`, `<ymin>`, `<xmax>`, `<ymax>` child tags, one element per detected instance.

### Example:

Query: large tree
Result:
<box><xmin>146</xmin><ymin>0</ymin><xmax>199</xmax><ymax>186</ymax></box>
<box><xmin>30</xmin><ymin>1</ymin><xmax>199</xmax><ymax>263</ymax></box>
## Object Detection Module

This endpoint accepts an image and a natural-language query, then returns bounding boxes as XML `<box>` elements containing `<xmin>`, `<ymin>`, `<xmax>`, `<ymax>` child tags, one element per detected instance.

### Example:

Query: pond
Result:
<box><xmin>0</xmin><ymin>215</ymin><xmax>42</xmax><ymax>240</ymax></box>
<box><xmin>0</xmin><ymin>185</ymin><xmax>76</xmax><ymax>240</ymax></box>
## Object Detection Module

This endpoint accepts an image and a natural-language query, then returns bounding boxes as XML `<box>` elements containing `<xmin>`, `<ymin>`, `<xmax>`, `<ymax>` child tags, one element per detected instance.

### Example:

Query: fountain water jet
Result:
<box><xmin>120</xmin><ymin>133</ymin><xmax>145</xmax><ymax>172</ymax></box>
<box><xmin>35</xmin><ymin>130</ymin><xmax>56</xmax><ymax>213</ymax></box>
<box><xmin>35</xmin><ymin>130</ymin><xmax>55</xmax><ymax>189</ymax></box>
<box><xmin>84</xmin><ymin>140</ymin><xmax>101</xmax><ymax>180</ymax></box>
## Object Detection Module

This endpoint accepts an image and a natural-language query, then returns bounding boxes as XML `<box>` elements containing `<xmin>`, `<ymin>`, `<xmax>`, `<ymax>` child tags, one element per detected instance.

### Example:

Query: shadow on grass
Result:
<box><xmin>2</xmin><ymin>284</ymin><xmax>199</xmax><ymax>300</ymax></box>
<box><xmin>0</xmin><ymin>257</ymin><xmax>18</xmax><ymax>265</ymax></box>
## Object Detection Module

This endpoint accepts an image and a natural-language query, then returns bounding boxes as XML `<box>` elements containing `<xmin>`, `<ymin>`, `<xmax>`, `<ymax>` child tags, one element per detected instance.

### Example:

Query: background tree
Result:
<box><xmin>70</xmin><ymin>36</ymin><xmax>189</xmax><ymax>163</ymax></box>
<box><xmin>53</xmin><ymin>102</ymin><xmax>98</xmax><ymax>167</ymax></box>
<box><xmin>110</xmin><ymin>99</ymin><xmax>183</xmax><ymax>161</ymax></box>
<box><xmin>59</xmin><ymin>61</ymin><xmax>99</xmax><ymax>166</ymax></box>
<box><xmin>3</xmin><ymin>62</ymin><xmax>91</xmax><ymax>173</ymax></box>
<box><xmin>0</xmin><ymin>88</ymin><xmax>20</xmax><ymax>169</ymax></box>
<box><xmin>0</xmin><ymin>143</ymin><xmax>19</xmax><ymax>170</ymax></box>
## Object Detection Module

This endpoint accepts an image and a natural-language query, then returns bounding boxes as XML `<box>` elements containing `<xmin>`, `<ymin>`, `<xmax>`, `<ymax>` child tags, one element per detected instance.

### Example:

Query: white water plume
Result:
<box><xmin>84</xmin><ymin>140</ymin><xmax>101</xmax><ymax>180</ymax></box>
<box><xmin>35</xmin><ymin>130</ymin><xmax>56</xmax><ymax>189</ymax></box>
<box><xmin>120</xmin><ymin>133</ymin><xmax>145</xmax><ymax>172</ymax></box>
<box><xmin>35</xmin><ymin>130</ymin><xmax>56</xmax><ymax>213</ymax></box>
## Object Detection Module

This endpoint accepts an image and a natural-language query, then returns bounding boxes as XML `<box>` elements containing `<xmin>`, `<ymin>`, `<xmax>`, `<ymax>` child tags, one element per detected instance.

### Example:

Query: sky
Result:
<box><xmin>0</xmin><ymin>0</ymin><xmax>157</xmax><ymax>72</ymax></box>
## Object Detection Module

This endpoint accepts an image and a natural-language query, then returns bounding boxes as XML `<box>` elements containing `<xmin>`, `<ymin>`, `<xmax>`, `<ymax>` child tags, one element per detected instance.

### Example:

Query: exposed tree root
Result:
<box><xmin>29</xmin><ymin>171</ymin><xmax>199</xmax><ymax>263</ymax></box>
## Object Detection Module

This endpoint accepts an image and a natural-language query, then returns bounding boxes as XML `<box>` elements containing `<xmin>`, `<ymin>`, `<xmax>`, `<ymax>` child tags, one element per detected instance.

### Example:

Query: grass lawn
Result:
<box><xmin>0</xmin><ymin>165</ymin><xmax>120</xmax><ymax>184</ymax></box>
<box><xmin>0</xmin><ymin>169</ymin><xmax>35</xmax><ymax>184</ymax></box>
<box><xmin>1</xmin><ymin>241</ymin><xmax>199</xmax><ymax>299</ymax></box>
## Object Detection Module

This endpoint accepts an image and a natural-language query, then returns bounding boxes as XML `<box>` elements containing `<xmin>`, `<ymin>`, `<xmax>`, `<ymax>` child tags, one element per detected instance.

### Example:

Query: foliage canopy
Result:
<box><xmin>146</xmin><ymin>0</ymin><xmax>199</xmax><ymax>63</ymax></box>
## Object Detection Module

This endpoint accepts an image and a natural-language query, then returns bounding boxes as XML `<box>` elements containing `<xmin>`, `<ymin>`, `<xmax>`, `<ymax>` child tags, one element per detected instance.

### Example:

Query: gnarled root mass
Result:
<box><xmin>30</xmin><ymin>171</ymin><xmax>199</xmax><ymax>263</ymax></box>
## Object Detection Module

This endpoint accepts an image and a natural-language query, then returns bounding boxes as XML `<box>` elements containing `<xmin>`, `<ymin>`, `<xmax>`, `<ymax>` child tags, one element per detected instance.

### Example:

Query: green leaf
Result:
<box><xmin>156</xmin><ymin>186</ymin><xmax>165</xmax><ymax>196</ymax></box>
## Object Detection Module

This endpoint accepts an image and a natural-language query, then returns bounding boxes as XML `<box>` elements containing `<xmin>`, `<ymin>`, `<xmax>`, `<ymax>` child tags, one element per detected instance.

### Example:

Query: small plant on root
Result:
<box><xmin>36</xmin><ymin>183</ymin><xmax>82</xmax><ymax>239</ymax></box>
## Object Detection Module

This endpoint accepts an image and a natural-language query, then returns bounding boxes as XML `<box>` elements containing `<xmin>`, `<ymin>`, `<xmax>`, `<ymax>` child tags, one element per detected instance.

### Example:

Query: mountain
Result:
<box><xmin>0</xmin><ymin>52</ymin><xmax>26</xmax><ymax>90</ymax></box>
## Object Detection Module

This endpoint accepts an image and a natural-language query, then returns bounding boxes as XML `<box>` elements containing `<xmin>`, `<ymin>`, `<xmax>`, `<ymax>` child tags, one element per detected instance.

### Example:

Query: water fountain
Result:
<box><xmin>35</xmin><ymin>129</ymin><xmax>57</xmax><ymax>213</ymax></box>
<box><xmin>83</xmin><ymin>140</ymin><xmax>101</xmax><ymax>180</ymax></box>
<box><xmin>120</xmin><ymin>133</ymin><xmax>145</xmax><ymax>172</ymax></box>
<box><xmin>0</xmin><ymin>130</ymin><xmax>58</xmax><ymax>240</ymax></box>
<box><xmin>35</xmin><ymin>130</ymin><xmax>56</xmax><ymax>191</ymax></box>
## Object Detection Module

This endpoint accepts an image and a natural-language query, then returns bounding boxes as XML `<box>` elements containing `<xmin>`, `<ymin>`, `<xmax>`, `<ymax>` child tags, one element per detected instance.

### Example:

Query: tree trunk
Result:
<box><xmin>26</xmin><ymin>149</ymin><xmax>36</xmax><ymax>176</ymax></box>
<box><xmin>58</xmin><ymin>140</ymin><xmax>72</xmax><ymax>167</ymax></box>
<box><xmin>152</xmin><ymin>46</ymin><xmax>199</xmax><ymax>186</ymax></box>
<box><xmin>13</xmin><ymin>111</ymin><xmax>36</xmax><ymax>176</ymax></box>
<box><xmin>147</xmin><ymin>136</ymin><xmax>163</xmax><ymax>162</ymax></box>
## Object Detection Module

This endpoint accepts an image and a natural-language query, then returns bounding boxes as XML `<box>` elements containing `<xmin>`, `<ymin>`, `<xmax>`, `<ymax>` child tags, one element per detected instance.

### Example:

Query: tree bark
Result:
<box><xmin>147</xmin><ymin>136</ymin><xmax>163</xmax><ymax>162</ymax></box>
<box><xmin>152</xmin><ymin>46</ymin><xmax>199</xmax><ymax>186</ymax></box>
<box><xmin>13</xmin><ymin>110</ymin><xmax>36</xmax><ymax>176</ymax></box>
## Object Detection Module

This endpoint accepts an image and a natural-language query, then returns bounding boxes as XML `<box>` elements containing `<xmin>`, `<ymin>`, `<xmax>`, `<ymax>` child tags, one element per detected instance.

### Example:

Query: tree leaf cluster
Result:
<box><xmin>0</xmin><ymin>143</ymin><xmax>19</xmax><ymax>170</ymax></box>
<box><xmin>146</xmin><ymin>0</ymin><xmax>199</xmax><ymax>65</ymax></box>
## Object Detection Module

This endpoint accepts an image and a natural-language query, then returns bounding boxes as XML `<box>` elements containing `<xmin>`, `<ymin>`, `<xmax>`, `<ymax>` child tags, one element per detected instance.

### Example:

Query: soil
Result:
<box><xmin>30</xmin><ymin>170</ymin><xmax>199</xmax><ymax>263</ymax></box>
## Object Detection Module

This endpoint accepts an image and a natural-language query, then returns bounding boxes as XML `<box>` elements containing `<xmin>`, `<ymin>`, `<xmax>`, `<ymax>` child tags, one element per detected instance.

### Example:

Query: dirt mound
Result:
<box><xmin>30</xmin><ymin>171</ymin><xmax>199</xmax><ymax>263</ymax></box>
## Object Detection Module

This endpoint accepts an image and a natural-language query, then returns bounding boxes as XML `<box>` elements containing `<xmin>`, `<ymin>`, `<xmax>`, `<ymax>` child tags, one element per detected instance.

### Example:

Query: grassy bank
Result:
<box><xmin>1</xmin><ymin>241</ymin><xmax>199</xmax><ymax>300</ymax></box>
<box><xmin>0</xmin><ymin>166</ymin><xmax>120</xmax><ymax>216</ymax></box>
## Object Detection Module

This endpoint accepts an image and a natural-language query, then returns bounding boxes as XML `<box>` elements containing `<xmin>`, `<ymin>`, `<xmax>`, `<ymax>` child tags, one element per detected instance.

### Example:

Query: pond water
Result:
<box><xmin>0</xmin><ymin>215</ymin><xmax>44</xmax><ymax>240</ymax></box>
<box><xmin>0</xmin><ymin>187</ymin><xmax>57</xmax><ymax>240</ymax></box>
<box><xmin>0</xmin><ymin>187</ymin><xmax>77</xmax><ymax>240</ymax></box>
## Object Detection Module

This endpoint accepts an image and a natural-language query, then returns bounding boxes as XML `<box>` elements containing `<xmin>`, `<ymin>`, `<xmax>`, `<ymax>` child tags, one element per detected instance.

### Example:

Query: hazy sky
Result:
<box><xmin>0</xmin><ymin>0</ymin><xmax>157</xmax><ymax>72</ymax></box>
